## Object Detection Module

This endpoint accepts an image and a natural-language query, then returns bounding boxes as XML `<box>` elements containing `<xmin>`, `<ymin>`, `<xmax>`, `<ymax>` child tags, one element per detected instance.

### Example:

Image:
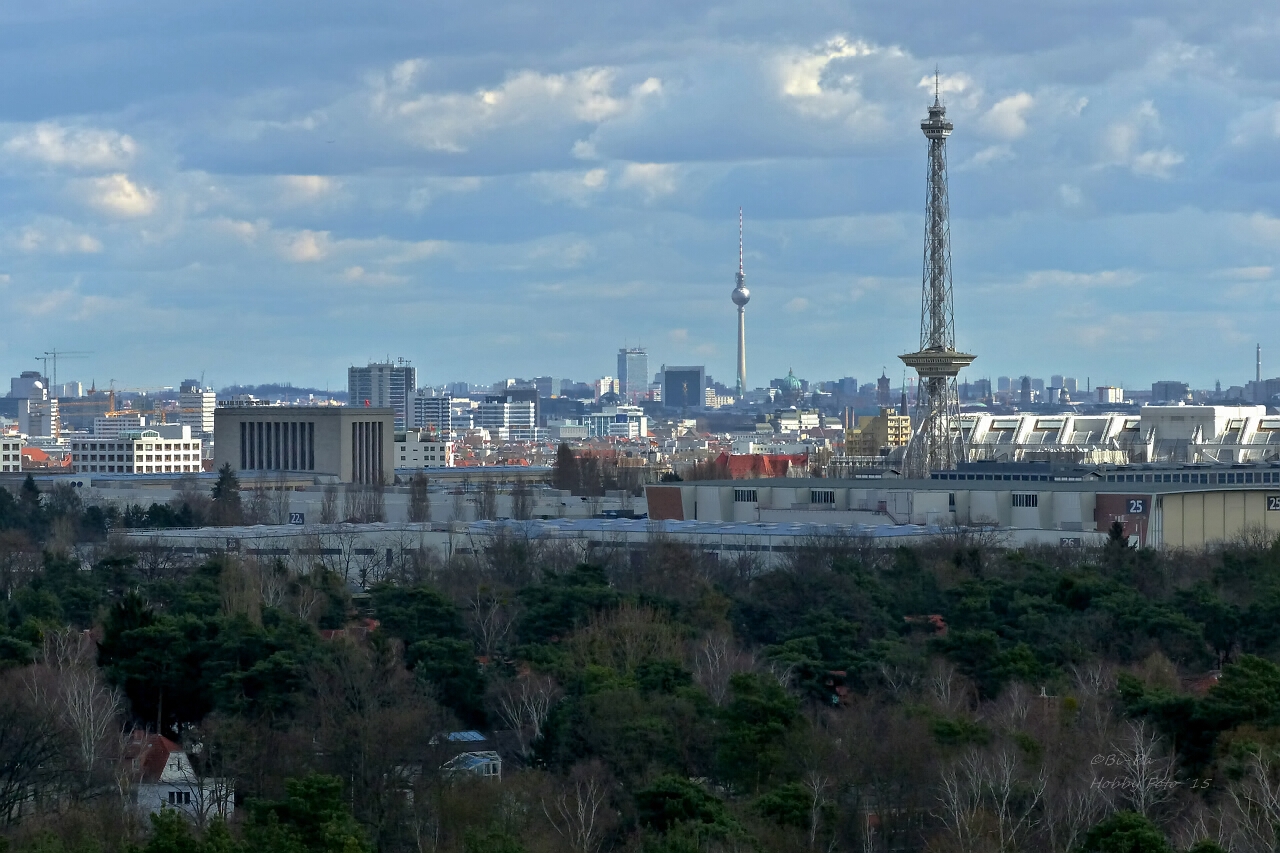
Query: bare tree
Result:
<box><xmin>934</xmin><ymin>750</ymin><xmax>985</xmax><ymax>853</ymax></box>
<box><xmin>511</xmin><ymin>481</ymin><xmax>533</xmax><ymax>521</ymax></box>
<box><xmin>1112</xmin><ymin>719</ymin><xmax>1177</xmax><ymax>817</ymax></box>
<box><xmin>542</xmin><ymin>761</ymin><xmax>616</xmax><ymax>853</ymax></box>
<box><xmin>985</xmin><ymin>747</ymin><xmax>1047</xmax><ymax>853</ymax></box>
<box><xmin>477</xmin><ymin>481</ymin><xmax>498</xmax><ymax>521</ymax></box>
<box><xmin>468</xmin><ymin>586</ymin><xmax>514</xmax><ymax>659</ymax></box>
<box><xmin>1226</xmin><ymin>747</ymin><xmax>1280</xmax><ymax>853</ymax></box>
<box><xmin>493</xmin><ymin>672</ymin><xmax>562</xmax><ymax>760</ymax></box>
<box><xmin>320</xmin><ymin>484</ymin><xmax>339</xmax><ymax>524</ymax></box>
<box><xmin>28</xmin><ymin>629</ymin><xmax>122</xmax><ymax>792</ymax></box>
<box><xmin>692</xmin><ymin>632</ymin><xmax>754</xmax><ymax>706</ymax></box>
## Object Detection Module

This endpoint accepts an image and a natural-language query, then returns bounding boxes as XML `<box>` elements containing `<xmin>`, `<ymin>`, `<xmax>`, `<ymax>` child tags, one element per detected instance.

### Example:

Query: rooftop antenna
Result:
<box><xmin>934</xmin><ymin>66</ymin><xmax>941</xmax><ymax>104</ymax></box>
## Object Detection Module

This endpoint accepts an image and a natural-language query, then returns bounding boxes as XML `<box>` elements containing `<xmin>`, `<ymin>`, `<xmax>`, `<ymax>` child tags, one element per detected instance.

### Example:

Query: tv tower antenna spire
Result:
<box><xmin>731</xmin><ymin>206</ymin><xmax>751</xmax><ymax>398</ymax></box>
<box><xmin>900</xmin><ymin>70</ymin><xmax>975</xmax><ymax>478</ymax></box>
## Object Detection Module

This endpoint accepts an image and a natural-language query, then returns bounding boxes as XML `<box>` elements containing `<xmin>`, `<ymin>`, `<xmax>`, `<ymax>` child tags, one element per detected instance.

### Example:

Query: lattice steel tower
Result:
<box><xmin>900</xmin><ymin>74</ymin><xmax>975</xmax><ymax>478</ymax></box>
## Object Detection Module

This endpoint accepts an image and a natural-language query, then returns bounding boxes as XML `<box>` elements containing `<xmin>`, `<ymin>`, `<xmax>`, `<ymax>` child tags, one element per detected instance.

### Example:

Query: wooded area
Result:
<box><xmin>2</xmin><ymin>474</ymin><xmax>1280</xmax><ymax>853</ymax></box>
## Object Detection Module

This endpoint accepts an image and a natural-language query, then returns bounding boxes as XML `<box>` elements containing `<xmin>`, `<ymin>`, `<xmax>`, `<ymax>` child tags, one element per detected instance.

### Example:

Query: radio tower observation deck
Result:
<box><xmin>900</xmin><ymin>72</ymin><xmax>975</xmax><ymax>477</ymax></box>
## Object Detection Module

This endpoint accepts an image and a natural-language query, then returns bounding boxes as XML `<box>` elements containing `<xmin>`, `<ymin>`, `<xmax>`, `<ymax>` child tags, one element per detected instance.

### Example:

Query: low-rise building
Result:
<box><xmin>395</xmin><ymin>429</ymin><xmax>456</xmax><ymax>468</ymax></box>
<box><xmin>71</xmin><ymin>425</ymin><xmax>203</xmax><ymax>474</ymax></box>
<box><xmin>125</xmin><ymin>732</ymin><xmax>234</xmax><ymax>823</ymax></box>
<box><xmin>0</xmin><ymin>437</ymin><xmax>24</xmax><ymax>473</ymax></box>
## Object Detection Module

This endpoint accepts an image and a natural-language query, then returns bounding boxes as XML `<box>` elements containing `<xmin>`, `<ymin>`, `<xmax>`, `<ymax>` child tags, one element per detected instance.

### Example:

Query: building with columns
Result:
<box><xmin>214</xmin><ymin>403</ymin><xmax>395</xmax><ymax>484</ymax></box>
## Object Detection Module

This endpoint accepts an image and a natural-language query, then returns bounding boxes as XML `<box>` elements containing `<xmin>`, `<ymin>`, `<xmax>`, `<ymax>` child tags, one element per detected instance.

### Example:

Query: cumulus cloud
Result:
<box><xmin>780</xmin><ymin>36</ymin><xmax>884</xmax><ymax>98</ymax></box>
<box><xmin>371</xmin><ymin>62</ymin><xmax>662</xmax><ymax>153</ymax></box>
<box><xmin>83</xmin><ymin>173</ymin><xmax>157</xmax><ymax>217</ymax></box>
<box><xmin>980</xmin><ymin>92</ymin><xmax>1035</xmax><ymax>139</ymax></box>
<box><xmin>4</xmin><ymin>123</ymin><xmax>136</xmax><ymax>169</ymax></box>
<box><xmin>282</xmin><ymin>230</ymin><xmax>328</xmax><ymax>262</ymax></box>
<box><xmin>1018</xmin><ymin>269</ymin><xmax>1140</xmax><ymax>290</ymax></box>
<box><xmin>16</xmin><ymin>226</ymin><xmax>102</xmax><ymax>254</ymax></box>
<box><xmin>618</xmin><ymin>163</ymin><xmax>677</xmax><ymax>199</ymax></box>
<box><xmin>1100</xmin><ymin>101</ymin><xmax>1184</xmax><ymax>179</ymax></box>
<box><xmin>279</xmin><ymin>174</ymin><xmax>337</xmax><ymax>200</ymax></box>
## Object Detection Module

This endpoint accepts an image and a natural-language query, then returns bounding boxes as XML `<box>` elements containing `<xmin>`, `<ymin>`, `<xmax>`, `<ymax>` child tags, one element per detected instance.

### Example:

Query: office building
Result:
<box><xmin>413</xmin><ymin>393</ymin><xmax>475</xmax><ymax>435</ymax></box>
<box><xmin>662</xmin><ymin>366</ymin><xmax>705</xmax><ymax>410</ymax></box>
<box><xmin>1097</xmin><ymin>386</ymin><xmax>1124</xmax><ymax>404</ymax></box>
<box><xmin>71</xmin><ymin>425</ymin><xmax>202</xmax><ymax>474</ymax></box>
<box><xmin>617</xmin><ymin>349</ymin><xmax>648</xmax><ymax>402</ymax></box>
<box><xmin>997</xmin><ymin>376</ymin><xmax>1011</xmax><ymax>393</ymax></box>
<box><xmin>475</xmin><ymin>397</ymin><xmax>536</xmax><ymax>434</ymax></box>
<box><xmin>214</xmin><ymin>403</ymin><xmax>394</xmax><ymax>484</ymax></box>
<box><xmin>533</xmin><ymin>376</ymin><xmax>556</xmax><ymax>398</ymax></box>
<box><xmin>348</xmin><ymin>361</ymin><xmax>416</xmax><ymax>430</ymax></box>
<box><xmin>95</xmin><ymin>413</ymin><xmax>148</xmax><ymax>437</ymax></box>
<box><xmin>9</xmin><ymin>371</ymin><xmax>46</xmax><ymax>400</ymax></box>
<box><xmin>18</xmin><ymin>399</ymin><xmax>59</xmax><ymax>439</ymax></box>
<box><xmin>1151</xmin><ymin>381</ymin><xmax>1190</xmax><ymax>403</ymax></box>
<box><xmin>178</xmin><ymin>381</ymin><xmax>217</xmax><ymax>437</ymax></box>
<box><xmin>587</xmin><ymin>406</ymin><xmax>648</xmax><ymax>439</ymax></box>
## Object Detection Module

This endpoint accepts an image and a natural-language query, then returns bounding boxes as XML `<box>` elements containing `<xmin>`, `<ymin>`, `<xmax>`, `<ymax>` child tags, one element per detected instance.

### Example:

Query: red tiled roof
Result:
<box><xmin>715</xmin><ymin>452</ymin><xmax>809</xmax><ymax>479</ymax></box>
<box><xmin>124</xmin><ymin>732</ymin><xmax>182</xmax><ymax>783</ymax></box>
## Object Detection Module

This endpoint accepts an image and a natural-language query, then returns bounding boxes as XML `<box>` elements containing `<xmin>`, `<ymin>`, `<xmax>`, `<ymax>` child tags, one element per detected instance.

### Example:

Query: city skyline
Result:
<box><xmin>0</xmin><ymin>3</ymin><xmax>1278</xmax><ymax>389</ymax></box>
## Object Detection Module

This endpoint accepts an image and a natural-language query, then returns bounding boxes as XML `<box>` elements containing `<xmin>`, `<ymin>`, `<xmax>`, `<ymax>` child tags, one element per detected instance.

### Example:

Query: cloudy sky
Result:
<box><xmin>2</xmin><ymin>1</ymin><xmax>1279</xmax><ymax>393</ymax></box>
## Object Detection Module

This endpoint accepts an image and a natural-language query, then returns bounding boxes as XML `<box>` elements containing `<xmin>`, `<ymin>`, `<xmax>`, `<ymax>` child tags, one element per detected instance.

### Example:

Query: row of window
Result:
<box><xmin>1012</xmin><ymin>493</ymin><xmax>1039</xmax><ymax>508</ymax></box>
<box><xmin>1104</xmin><ymin>471</ymin><xmax>1280</xmax><ymax>484</ymax></box>
<box><xmin>934</xmin><ymin>473</ymin><xmax>1056</xmax><ymax>481</ymax></box>
<box><xmin>733</xmin><ymin>489</ymin><xmax>758</xmax><ymax>503</ymax></box>
<box><xmin>73</xmin><ymin>442</ymin><xmax>197</xmax><ymax>451</ymax></box>
<box><xmin>77</xmin><ymin>465</ymin><xmax>200</xmax><ymax>473</ymax></box>
<box><xmin>0</xmin><ymin>443</ymin><xmax>20</xmax><ymax>452</ymax></box>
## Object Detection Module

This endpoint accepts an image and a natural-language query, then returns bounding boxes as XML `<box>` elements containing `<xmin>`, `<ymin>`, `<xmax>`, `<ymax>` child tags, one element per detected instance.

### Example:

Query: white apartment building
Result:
<box><xmin>71</xmin><ymin>425</ymin><xmax>203</xmax><ymax>474</ymax></box>
<box><xmin>395</xmin><ymin>430</ymin><xmax>456</xmax><ymax>468</ymax></box>
<box><xmin>0</xmin><ymin>437</ymin><xmax>24</xmax><ymax>472</ymax></box>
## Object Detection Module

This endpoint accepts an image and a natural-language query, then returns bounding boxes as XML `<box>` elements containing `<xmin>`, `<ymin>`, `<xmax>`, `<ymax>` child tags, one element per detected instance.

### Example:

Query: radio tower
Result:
<box><xmin>732</xmin><ymin>207</ymin><xmax>750</xmax><ymax>398</ymax></box>
<box><xmin>900</xmin><ymin>71</ymin><xmax>975</xmax><ymax>478</ymax></box>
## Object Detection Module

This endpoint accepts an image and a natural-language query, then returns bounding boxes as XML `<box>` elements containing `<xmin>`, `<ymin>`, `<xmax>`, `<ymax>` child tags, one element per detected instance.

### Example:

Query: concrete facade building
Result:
<box><xmin>71</xmin><ymin>425</ymin><xmax>202</xmax><ymax>474</ymax></box>
<box><xmin>587</xmin><ymin>406</ymin><xmax>648</xmax><ymax>439</ymax></box>
<box><xmin>348</xmin><ymin>362</ymin><xmax>416</xmax><ymax>429</ymax></box>
<box><xmin>1097</xmin><ymin>386</ymin><xmax>1124</xmax><ymax>404</ymax></box>
<box><xmin>395</xmin><ymin>430</ymin><xmax>455</xmax><ymax>468</ymax></box>
<box><xmin>413</xmin><ymin>393</ymin><xmax>474</xmax><ymax>435</ymax></box>
<box><xmin>214</xmin><ymin>403</ymin><xmax>395</xmax><ymax>484</ymax></box>
<box><xmin>0</xmin><ymin>437</ymin><xmax>24</xmax><ymax>473</ymax></box>
<box><xmin>94</xmin><ymin>413</ymin><xmax>147</xmax><ymax>437</ymax></box>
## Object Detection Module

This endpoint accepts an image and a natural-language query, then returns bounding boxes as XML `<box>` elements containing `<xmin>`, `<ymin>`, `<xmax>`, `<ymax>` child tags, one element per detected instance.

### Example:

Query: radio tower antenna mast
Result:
<box><xmin>900</xmin><ymin>69</ymin><xmax>975</xmax><ymax>478</ymax></box>
<box><xmin>731</xmin><ymin>206</ymin><xmax>751</xmax><ymax>398</ymax></box>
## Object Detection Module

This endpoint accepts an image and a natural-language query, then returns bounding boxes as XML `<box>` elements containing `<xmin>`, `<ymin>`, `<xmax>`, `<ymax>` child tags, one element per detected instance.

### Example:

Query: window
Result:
<box><xmin>167</xmin><ymin>791</ymin><xmax>192</xmax><ymax>805</ymax></box>
<box><xmin>810</xmin><ymin>490</ymin><xmax>835</xmax><ymax>504</ymax></box>
<box><xmin>1012</xmin><ymin>493</ymin><xmax>1038</xmax><ymax>508</ymax></box>
<box><xmin>734</xmin><ymin>489</ymin><xmax>758</xmax><ymax>503</ymax></box>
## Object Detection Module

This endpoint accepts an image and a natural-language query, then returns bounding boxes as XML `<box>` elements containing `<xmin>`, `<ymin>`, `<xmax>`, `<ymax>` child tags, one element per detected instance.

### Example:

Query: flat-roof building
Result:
<box><xmin>214</xmin><ymin>403</ymin><xmax>394</xmax><ymax>484</ymax></box>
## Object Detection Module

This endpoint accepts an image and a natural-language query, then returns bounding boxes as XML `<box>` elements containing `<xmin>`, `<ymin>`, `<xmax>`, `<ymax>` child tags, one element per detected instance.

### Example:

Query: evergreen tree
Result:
<box><xmin>552</xmin><ymin>443</ymin><xmax>580</xmax><ymax>494</ymax></box>
<box><xmin>210</xmin><ymin>463</ymin><xmax>243</xmax><ymax>525</ymax></box>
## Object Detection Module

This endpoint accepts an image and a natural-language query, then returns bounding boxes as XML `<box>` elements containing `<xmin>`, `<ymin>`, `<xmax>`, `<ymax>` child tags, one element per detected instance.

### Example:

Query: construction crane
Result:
<box><xmin>34</xmin><ymin>349</ymin><xmax>92</xmax><ymax>392</ymax></box>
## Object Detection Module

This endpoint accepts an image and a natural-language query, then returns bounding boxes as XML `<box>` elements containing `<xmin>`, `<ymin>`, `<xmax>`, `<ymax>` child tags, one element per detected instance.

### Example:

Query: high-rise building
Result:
<box><xmin>348</xmin><ymin>361</ymin><xmax>416</xmax><ymax>430</ymax></box>
<box><xmin>899</xmin><ymin>75</ymin><xmax>975</xmax><ymax>476</ymax></box>
<box><xmin>1051</xmin><ymin>374</ymin><xmax>1064</xmax><ymax>390</ymax></box>
<box><xmin>1020</xmin><ymin>376</ymin><xmax>1032</xmax><ymax>406</ymax></box>
<box><xmin>178</xmin><ymin>381</ymin><xmax>216</xmax><ymax>438</ymax></box>
<box><xmin>413</xmin><ymin>393</ymin><xmax>475</xmax><ymax>435</ymax></box>
<box><xmin>1152</xmin><ymin>381</ymin><xmax>1190</xmax><ymax>403</ymax></box>
<box><xmin>997</xmin><ymin>376</ymin><xmax>1011</xmax><ymax>393</ymax></box>
<box><xmin>617</xmin><ymin>349</ymin><xmax>648</xmax><ymax>402</ymax></box>
<box><xmin>1064</xmin><ymin>377</ymin><xmax>1078</xmax><ymax>394</ymax></box>
<box><xmin>662</xmin><ymin>366</ymin><xmax>705</xmax><ymax>410</ymax></box>
<box><xmin>731</xmin><ymin>208</ymin><xmax>751</xmax><ymax>397</ymax></box>
<box><xmin>533</xmin><ymin>376</ymin><xmax>556</xmax><ymax>398</ymax></box>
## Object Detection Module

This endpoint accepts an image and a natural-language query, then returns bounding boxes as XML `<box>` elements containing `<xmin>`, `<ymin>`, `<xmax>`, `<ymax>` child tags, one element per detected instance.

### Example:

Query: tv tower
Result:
<box><xmin>900</xmin><ymin>72</ymin><xmax>975</xmax><ymax>477</ymax></box>
<box><xmin>731</xmin><ymin>207</ymin><xmax>750</xmax><ymax>398</ymax></box>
